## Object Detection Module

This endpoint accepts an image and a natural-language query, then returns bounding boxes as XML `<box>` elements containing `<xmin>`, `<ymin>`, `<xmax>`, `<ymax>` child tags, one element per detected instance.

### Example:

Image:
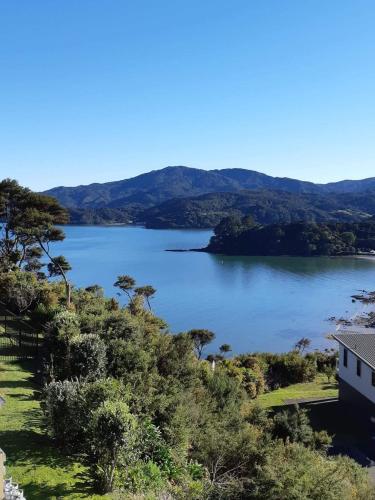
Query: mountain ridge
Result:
<box><xmin>43</xmin><ymin>166</ymin><xmax>375</xmax><ymax>228</ymax></box>
<box><xmin>44</xmin><ymin>165</ymin><xmax>375</xmax><ymax>210</ymax></box>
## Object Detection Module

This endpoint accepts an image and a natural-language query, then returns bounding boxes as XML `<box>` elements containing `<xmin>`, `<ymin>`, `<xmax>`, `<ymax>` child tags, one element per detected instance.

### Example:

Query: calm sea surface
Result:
<box><xmin>55</xmin><ymin>225</ymin><xmax>375</xmax><ymax>353</ymax></box>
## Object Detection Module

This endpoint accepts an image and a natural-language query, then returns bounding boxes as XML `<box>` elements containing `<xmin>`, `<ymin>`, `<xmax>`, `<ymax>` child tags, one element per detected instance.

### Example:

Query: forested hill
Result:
<box><xmin>43</xmin><ymin>165</ymin><xmax>321</xmax><ymax>209</ymax></box>
<box><xmin>44</xmin><ymin>165</ymin><xmax>375</xmax><ymax>208</ymax></box>
<box><xmin>44</xmin><ymin>166</ymin><xmax>375</xmax><ymax>227</ymax></box>
<box><xmin>141</xmin><ymin>189</ymin><xmax>375</xmax><ymax>228</ymax></box>
<box><xmin>67</xmin><ymin>188</ymin><xmax>375</xmax><ymax>227</ymax></box>
<box><xmin>204</xmin><ymin>217</ymin><xmax>375</xmax><ymax>256</ymax></box>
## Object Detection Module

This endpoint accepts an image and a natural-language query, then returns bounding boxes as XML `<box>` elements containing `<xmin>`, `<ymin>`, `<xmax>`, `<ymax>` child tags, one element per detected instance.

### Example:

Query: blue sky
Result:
<box><xmin>1</xmin><ymin>1</ymin><xmax>374</xmax><ymax>190</ymax></box>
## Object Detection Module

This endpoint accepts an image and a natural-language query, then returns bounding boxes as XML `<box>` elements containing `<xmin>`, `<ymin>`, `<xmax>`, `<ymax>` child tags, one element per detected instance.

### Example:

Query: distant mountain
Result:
<box><xmin>43</xmin><ymin>166</ymin><xmax>375</xmax><ymax>227</ymax></box>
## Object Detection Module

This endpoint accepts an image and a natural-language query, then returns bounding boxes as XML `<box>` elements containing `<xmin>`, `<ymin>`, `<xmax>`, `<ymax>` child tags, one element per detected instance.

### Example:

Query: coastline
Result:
<box><xmin>166</xmin><ymin>247</ymin><xmax>375</xmax><ymax>258</ymax></box>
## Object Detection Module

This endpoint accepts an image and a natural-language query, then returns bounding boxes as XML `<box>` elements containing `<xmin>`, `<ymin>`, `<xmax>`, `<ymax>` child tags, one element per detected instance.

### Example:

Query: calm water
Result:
<box><xmin>54</xmin><ymin>225</ymin><xmax>375</xmax><ymax>353</ymax></box>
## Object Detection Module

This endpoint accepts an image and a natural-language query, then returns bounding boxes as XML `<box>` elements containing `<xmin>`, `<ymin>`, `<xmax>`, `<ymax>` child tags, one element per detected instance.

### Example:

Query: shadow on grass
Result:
<box><xmin>0</xmin><ymin>427</ymin><xmax>97</xmax><ymax>499</ymax></box>
<box><xmin>22</xmin><ymin>461</ymin><xmax>98</xmax><ymax>499</ymax></box>
<box><xmin>321</xmin><ymin>383</ymin><xmax>338</xmax><ymax>391</ymax></box>
<box><xmin>17</xmin><ymin>474</ymin><xmax>95</xmax><ymax>500</ymax></box>
<box><xmin>0</xmin><ymin>380</ymin><xmax>34</xmax><ymax>388</ymax></box>
<box><xmin>6</xmin><ymin>392</ymin><xmax>35</xmax><ymax>401</ymax></box>
<box><xmin>19</xmin><ymin>480</ymin><xmax>78</xmax><ymax>500</ymax></box>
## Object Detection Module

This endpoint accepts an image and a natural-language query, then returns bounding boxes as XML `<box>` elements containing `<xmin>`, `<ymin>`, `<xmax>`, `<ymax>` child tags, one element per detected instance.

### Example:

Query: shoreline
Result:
<box><xmin>166</xmin><ymin>248</ymin><xmax>375</xmax><ymax>258</ymax></box>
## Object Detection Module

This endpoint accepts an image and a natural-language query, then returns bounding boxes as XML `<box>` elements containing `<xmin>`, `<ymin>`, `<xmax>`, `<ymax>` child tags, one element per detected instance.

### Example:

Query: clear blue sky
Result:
<box><xmin>1</xmin><ymin>0</ymin><xmax>374</xmax><ymax>190</ymax></box>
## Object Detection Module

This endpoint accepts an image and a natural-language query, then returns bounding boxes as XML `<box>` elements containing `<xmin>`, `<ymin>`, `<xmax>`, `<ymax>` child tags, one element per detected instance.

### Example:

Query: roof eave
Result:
<box><xmin>332</xmin><ymin>335</ymin><xmax>375</xmax><ymax>371</ymax></box>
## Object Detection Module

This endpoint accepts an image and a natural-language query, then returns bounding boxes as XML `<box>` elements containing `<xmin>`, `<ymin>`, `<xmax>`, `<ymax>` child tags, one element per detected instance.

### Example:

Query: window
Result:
<box><xmin>356</xmin><ymin>359</ymin><xmax>361</xmax><ymax>377</ymax></box>
<box><xmin>372</xmin><ymin>372</ymin><xmax>375</xmax><ymax>387</ymax></box>
<box><xmin>343</xmin><ymin>348</ymin><xmax>348</xmax><ymax>367</ymax></box>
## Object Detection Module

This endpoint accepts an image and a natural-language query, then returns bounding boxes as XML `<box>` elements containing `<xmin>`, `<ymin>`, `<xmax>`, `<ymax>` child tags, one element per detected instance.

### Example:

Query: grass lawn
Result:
<box><xmin>0</xmin><ymin>359</ymin><xmax>110</xmax><ymax>500</ymax></box>
<box><xmin>257</xmin><ymin>374</ymin><xmax>338</xmax><ymax>408</ymax></box>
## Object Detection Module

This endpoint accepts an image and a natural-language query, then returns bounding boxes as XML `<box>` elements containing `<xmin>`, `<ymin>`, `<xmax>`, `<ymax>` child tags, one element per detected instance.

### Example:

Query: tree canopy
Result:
<box><xmin>206</xmin><ymin>216</ymin><xmax>375</xmax><ymax>256</ymax></box>
<box><xmin>0</xmin><ymin>179</ymin><xmax>72</xmax><ymax>304</ymax></box>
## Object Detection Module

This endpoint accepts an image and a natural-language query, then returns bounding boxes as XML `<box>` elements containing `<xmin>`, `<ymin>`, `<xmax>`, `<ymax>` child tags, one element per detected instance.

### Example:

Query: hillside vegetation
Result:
<box><xmin>141</xmin><ymin>189</ymin><xmax>375</xmax><ymax>228</ymax></box>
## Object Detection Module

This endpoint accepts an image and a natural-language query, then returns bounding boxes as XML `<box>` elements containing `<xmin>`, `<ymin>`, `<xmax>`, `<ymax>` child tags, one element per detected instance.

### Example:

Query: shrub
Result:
<box><xmin>262</xmin><ymin>352</ymin><xmax>317</xmax><ymax>388</ymax></box>
<box><xmin>70</xmin><ymin>334</ymin><xmax>107</xmax><ymax>380</ymax></box>
<box><xmin>42</xmin><ymin>379</ymin><xmax>86</xmax><ymax>451</ymax></box>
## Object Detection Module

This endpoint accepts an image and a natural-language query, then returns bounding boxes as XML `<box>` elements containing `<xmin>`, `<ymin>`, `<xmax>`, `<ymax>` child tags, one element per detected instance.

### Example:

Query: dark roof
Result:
<box><xmin>333</xmin><ymin>333</ymin><xmax>375</xmax><ymax>369</ymax></box>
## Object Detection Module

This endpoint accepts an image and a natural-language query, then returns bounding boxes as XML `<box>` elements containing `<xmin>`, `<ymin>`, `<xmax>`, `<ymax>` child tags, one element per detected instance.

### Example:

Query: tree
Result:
<box><xmin>294</xmin><ymin>337</ymin><xmax>311</xmax><ymax>354</ymax></box>
<box><xmin>85</xmin><ymin>284</ymin><xmax>104</xmax><ymax>297</ymax></box>
<box><xmin>188</xmin><ymin>329</ymin><xmax>215</xmax><ymax>359</ymax></box>
<box><xmin>342</xmin><ymin>231</ymin><xmax>356</xmax><ymax>246</ymax></box>
<box><xmin>47</xmin><ymin>255</ymin><xmax>71</xmax><ymax>278</ymax></box>
<box><xmin>219</xmin><ymin>343</ymin><xmax>232</xmax><ymax>357</ymax></box>
<box><xmin>134</xmin><ymin>285</ymin><xmax>156</xmax><ymax>311</ymax></box>
<box><xmin>0</xmin><ymin>179</ymin><xmax>71</xmax><ymax>304</ymax></box>
<box><xmin>323</xmin><ymin>364</ymin><xmax>336</xmax><ymax>383</ymax></box>
<box><xmin>272</xmin><ymin>405</ymin><xmax>314</xmax><ymax>447</ymax></box>
<box><xmin>0</xmin><ymin>269</ymin><xmax>42</xmax><ymax>314</ymax></box>
<box><xmin>88</xmin><ymin>400</ymin><xmax>137</xmax><ymax>492</ymax></box>
<box><xmin>114</xmin><ymin>275</ymin><xmax>136</xmax><ymax>302</ymax></box>
<box><xmin>44</xmin><ymin>310</ymin><xmax>81</xmax><ymax>380</ymax></box>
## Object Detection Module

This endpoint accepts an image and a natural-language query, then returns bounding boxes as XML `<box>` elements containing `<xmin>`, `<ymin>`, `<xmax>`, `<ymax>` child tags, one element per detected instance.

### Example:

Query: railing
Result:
<box><xmin>0</xmin><ymin>302</ymin><xmax>40</xmax><ymax>361</ymax></box>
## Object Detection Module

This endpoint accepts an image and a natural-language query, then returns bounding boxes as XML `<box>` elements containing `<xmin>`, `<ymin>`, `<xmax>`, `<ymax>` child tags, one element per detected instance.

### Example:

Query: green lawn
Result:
<box><xmin>257</xmin><ymin>374</ymin><xmax>338</xmax><ymax>408</ymax></box>
<box><xmin>0</xmin><ymin>359</ymin><xmax>110</xmax><ymax>500</ymax></box>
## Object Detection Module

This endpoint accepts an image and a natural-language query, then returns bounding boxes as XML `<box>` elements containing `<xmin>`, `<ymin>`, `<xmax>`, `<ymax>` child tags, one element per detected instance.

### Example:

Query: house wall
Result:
<box><xmin>338</xmin><ymin>344</ymin><xmax>375</xmax><ymax>404</ymax></box>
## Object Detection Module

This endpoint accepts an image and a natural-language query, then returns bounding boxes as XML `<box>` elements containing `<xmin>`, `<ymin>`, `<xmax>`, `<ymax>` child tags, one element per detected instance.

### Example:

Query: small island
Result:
<box><xmin>203</xmin><ymin>215</ymin><xmax>375</xmax><ymax>257</ymax></box>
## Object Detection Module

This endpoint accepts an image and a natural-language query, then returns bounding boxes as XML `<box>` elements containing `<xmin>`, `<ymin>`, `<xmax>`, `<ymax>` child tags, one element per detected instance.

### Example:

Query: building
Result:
<box><xmin>333</xmin><ymin>333</ymin><xmax>375</xmax><ymax>415</ymax></box>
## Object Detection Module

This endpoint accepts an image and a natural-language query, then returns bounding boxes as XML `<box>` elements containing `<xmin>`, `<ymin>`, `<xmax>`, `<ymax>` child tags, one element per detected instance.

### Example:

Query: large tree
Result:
<box><xmin>188</xmin><ymin>328</ymin><xmax>215</xmax><ymax>359</ymax></box>
<box><xmin>0</xmin><ymin>179</ymin><xmax>72</xmax><ymax>304</ymax></box>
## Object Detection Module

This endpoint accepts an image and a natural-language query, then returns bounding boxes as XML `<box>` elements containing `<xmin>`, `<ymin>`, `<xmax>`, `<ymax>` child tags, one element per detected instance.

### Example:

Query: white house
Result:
<box><xmin>333</xmin><ymin>333</ymin><xmax>375</xmax><ymax>413</ymax></box>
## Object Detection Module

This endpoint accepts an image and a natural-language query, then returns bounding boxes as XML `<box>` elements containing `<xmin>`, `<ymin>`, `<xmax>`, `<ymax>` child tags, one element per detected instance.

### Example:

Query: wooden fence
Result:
<box><xmin>0</xmin><ymin>303</ymin><xmax>40</xmax><ymax>361</ymax></box>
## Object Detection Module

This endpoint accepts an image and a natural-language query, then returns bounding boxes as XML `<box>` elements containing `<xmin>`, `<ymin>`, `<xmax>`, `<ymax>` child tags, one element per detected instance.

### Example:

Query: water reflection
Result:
<box><xmin>209</xmin><ymin>253</ymin><xmax>375</xmax><ymax>277</ymax></box>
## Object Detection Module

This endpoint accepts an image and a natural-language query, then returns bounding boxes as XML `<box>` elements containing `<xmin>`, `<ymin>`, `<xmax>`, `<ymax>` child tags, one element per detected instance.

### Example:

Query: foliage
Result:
<box><xmin>294</xmin><ymin>337</ymin><xmax>311</xmax><ymax>354</ymax></box>
<box><xmin>42</xmin><ymin>379</ymin><xmax>86</xmax><ymax>450</ymax></box>
<box><xmin>222</xmin><ymin>357</ymin><xmax>265</xmax><ymax>398</ymax></box>
<box><xmin>70</xmin><ymin>334</ymin><xmax>107</xmax><ymax>380</ymax></box>
<box><xmin>272</xmin><ymin>404</ymin><xmax>332</xmax><ymax>450</ymax></box>
<box><xmin>207</xmin><ymin>216</ymin><xmax>375</xmax><ymax>256</ymax></box>
<box><xmin>0</xmin><ymin>178</ymin><xmax>71</xmax><ymax>303</ymax></box>
<box><xmin>306</xmin><ymin>348</ymin><xmax>338</xmax><ymax>372</ymax></box>
<box><xmin>219</xmin><ymin>343</ymin><xmax>232</xmax><ymax>355</ymax></box>
<box><xmin>237</xmin><ymin>351</ymin><xmax>317</xmax><ymax>390</ymax></box>
<box><xmin>88</xmin><ymin>401</ymin><xmax>137</xmax><ymax>492</ymax></box>
<box><xmin>251</xmin><ymin>440</ymin><xmax>375</xmax><ymax>500</ymax></box>
<box><xmin>142</xmin><ymin>189</ymin><xmax>375</xmax><ymax>229</ymax></box>
<box><xmin>0</xmin><ymin>269</ymin><xmax>43</xmax><ymax>313</ymax></box>
<box><xmin>188</xmin><ymin>329</ymin><xmax>215</xmax><ymax>359</ymax></box>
